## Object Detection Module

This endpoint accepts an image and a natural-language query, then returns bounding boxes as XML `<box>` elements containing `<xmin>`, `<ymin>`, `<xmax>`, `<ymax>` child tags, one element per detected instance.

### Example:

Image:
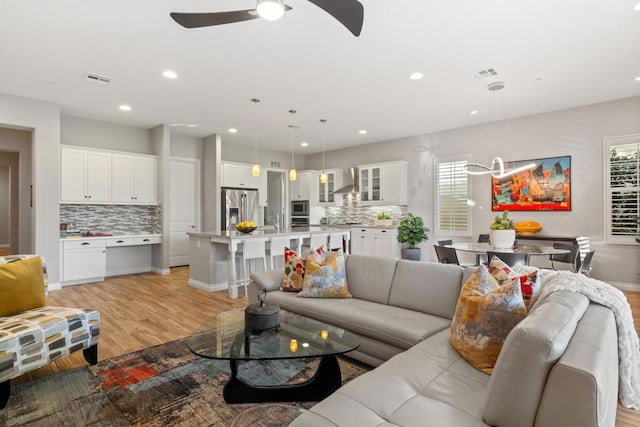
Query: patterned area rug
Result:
<box><xmin>1</xmin><ymin>338</ymin><xmax>368</xmax><ymax>426</ymax></box>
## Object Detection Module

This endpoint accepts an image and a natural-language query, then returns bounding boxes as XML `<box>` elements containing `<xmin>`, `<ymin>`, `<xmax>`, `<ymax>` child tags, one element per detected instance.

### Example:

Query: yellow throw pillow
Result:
<box><xmin>449</xmin><ymin>264</ymin><xmax>527</xmax><ymax>374</ymax></box>
<box><xmin>0</xmin><ymin>256</ymin><xmax>46</xmax><ymax>317</ymax></box>
<box><xmin>297</xmin><ymin>250</ymin><xmax>351</xmax><ymax>298</ymax></box>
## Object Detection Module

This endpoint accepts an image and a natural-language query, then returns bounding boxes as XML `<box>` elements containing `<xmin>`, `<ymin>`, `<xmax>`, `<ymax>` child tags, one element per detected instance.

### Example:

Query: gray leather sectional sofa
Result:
<box><xmin>248</xmin><ymin>254</ymin><xmax>619</xmax><ymax>426</ymax></box>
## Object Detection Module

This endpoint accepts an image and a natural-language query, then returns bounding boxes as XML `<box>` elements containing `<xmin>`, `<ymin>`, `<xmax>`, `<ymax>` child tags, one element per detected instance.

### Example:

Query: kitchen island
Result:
<box><xmin>188</xmin><ymin>228</ymin><xmax>350</xmax><ymax>299</ymax></box>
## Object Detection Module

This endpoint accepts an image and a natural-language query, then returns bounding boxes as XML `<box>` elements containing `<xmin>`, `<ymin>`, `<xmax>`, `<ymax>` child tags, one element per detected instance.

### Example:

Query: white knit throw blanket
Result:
<box><xmin>513</xmin><ymin>266</ymin><xmax>640</xmax><ymax>410</ymax></box>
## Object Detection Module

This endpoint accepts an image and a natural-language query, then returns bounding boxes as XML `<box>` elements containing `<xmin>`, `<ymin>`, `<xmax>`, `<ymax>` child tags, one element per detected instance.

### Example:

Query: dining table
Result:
<box><xmin>445</xmin><ymin>242</ymin><xmax>570</xmax><ymax>265</ymax></box>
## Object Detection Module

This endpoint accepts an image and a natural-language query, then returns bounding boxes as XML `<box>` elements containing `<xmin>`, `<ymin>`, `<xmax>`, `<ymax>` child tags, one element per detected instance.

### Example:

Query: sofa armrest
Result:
<box><xmin>248</xmin><ymin>269</ymin><xmax>284</xmax><ymax>304</ymax></box>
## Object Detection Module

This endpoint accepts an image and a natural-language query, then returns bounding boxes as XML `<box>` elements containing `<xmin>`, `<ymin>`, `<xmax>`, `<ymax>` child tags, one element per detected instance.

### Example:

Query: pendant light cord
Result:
<box><xmin>321</xmin><ymin>119</ymin><xmax>327</xmax><ymax>171</ymax></box>
<box><xmin>252</xmin><ymin>98</ymin><xmax>260</xmax><ymax>163</ymax></box>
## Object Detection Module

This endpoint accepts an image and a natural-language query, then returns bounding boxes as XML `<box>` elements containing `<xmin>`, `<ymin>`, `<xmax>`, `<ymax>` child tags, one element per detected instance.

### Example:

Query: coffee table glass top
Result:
<box><xmin>188</xmin><ymin>308</ymin><xmax>360</xmax><ymax>361</ymax></box>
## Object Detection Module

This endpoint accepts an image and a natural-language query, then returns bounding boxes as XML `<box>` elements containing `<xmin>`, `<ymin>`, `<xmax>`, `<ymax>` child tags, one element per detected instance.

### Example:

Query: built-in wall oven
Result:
<box><xmin>291</xmin><ymin>200</ymin><xmax>309</xmax><ymax>228</ymax></box>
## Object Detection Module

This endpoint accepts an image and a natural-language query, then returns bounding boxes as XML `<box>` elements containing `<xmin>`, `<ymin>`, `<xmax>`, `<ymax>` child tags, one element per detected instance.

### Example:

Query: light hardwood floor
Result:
<box><xmin>16</xmin><ymin>268</ymin><xmax>640</xmax><ymax>425</ymax></box>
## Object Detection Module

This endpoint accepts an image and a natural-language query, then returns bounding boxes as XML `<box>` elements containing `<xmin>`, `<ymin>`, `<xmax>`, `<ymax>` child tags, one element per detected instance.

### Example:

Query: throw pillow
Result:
<box><xmin>0</xmin><ymin>256</ymin><xmax>47</xmax><ymax>317</ymax></box>
<box><xmin>449</xmin><ymin>264</ymin><xmax>527</xmax><ymax>374</ymax></box>
<box><xmin>297</xmin><ymin>250</ymin><xmax>351</xmax><ymax>298</ymax></box>
<box><xmin>281</xmin><ymin>246</ymin><xmax>325</xmax><ymax>292</ymax></box>
<box><xmin>488</xmin><ymin>255</ymin><xmax>540</xmax><ymax>309</ymax></box>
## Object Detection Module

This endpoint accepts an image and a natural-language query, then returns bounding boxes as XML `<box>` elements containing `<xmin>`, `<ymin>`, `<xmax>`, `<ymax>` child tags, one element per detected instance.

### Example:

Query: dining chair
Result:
<box><xmin>486</xmin><ymin>251</ymin><xmax>530</xmax><ymax>267</ymax></box>
<box><xmin>477</xmin><ymin>234</ymin><xmax>490</xmax><ymax>243</ymax></box>
<box><xmin>433</xmin><ymin>245</ymin><xmax>460</xmax><ymax>265</ymax></box>
<box><xmin>577</xmin><ymin>250</ymin><xmax>595</xmax><ymax>277</ymax></box>
<box><xmin>549</xmin><ymin>243</ymin><xmax>579</xmax><ymax>271</ymax></box>
<box><xmin>437</xmin><ymin>240</ymin><xmax>453</xmax><ymax>246</ymax></box>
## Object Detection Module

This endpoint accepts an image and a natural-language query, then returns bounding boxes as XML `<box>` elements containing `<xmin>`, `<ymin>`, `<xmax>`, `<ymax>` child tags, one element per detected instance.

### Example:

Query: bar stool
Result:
<box><xmin>268</xmin><ymin>237</ymin><xmax>290</xmax><ymax>270</ymax></box>
<box><xmin>303</xmin><ymin>233</ymin><xmax>329</xmax><ymax>254</ymax></box>
<box><xmin>329</xmin><ymin>233</ymin><xmax>344</xmax><ymax>252</ymax></box>
<box><xmin>237</xmin><ymin>239</ymin><xmax>268</xmax><ymax>297</ymax></box>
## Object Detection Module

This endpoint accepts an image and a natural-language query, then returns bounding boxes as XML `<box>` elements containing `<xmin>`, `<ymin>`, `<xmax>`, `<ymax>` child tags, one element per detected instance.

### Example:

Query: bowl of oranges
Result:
<box><xmin>235</xmin><ymin>221</ymin><xmax>257</xmax><ymax>234</ymax></box>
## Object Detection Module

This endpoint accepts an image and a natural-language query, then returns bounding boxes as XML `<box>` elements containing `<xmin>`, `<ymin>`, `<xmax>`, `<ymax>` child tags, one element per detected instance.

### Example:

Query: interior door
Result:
<box><xmin>170</xmin><ymin>158</ymin><xmax>200</xmax><ymax>267</ymax></box>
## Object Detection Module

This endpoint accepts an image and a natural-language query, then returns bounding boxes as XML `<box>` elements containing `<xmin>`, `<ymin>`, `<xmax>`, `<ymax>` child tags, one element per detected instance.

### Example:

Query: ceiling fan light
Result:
<box><xmin>289</xmin><ymin>168</ymin><xmax>297</xmax><ymax>181</ymax></box>
<box><xmin>252</xmin><ymin>162</ymin><xmax>261</xmax><ymax>177</ymax></box>
<box><xmin>257</xmin><ymin>0</ymin><xmax>285</xmax><ymax>20</ymax></box>
<box><xmin>320</xmin><ymin>171</ymin><xmax>328</xmax><ymax>184</ymax></box>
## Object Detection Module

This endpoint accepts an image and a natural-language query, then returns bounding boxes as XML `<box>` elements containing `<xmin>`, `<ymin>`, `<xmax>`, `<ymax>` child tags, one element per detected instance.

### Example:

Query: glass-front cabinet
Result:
<box><xmin>318</xmin><ymin>169</ymin><xmax>342</xmax><ymax>205</ymax></box>
<box><xmin>358</xmin><ymin>161</ymin><xmax>408</xmax><ymax>205</ymax></box>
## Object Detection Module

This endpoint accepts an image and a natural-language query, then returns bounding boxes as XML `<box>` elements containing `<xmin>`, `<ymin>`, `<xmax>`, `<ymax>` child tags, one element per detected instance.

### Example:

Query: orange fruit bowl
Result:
<box><xmin>515</xmin><ymin>221</ymin><xmax>542</xmax><ymax>235</ymax></box>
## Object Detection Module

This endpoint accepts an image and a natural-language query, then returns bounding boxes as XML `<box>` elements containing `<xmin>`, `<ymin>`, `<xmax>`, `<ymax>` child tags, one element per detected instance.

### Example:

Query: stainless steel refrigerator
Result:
<box><xmin>221</xmin><ymin>187</ymin><xmax>259</xmax><ymax>230</ymax></box>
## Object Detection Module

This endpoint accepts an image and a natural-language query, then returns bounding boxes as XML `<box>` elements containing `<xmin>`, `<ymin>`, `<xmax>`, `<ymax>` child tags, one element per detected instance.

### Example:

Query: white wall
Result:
<box><xmin>306</xmin><ymin>96</ymin><xmax>640</xmax><ymax>287</ymax></box>
<box><xmin>221</xmin><ymin>135</ymin><xmax>306</xmax><ymax>170</ymax></box>
<box><xmin>61</xmin><ymin>115</ymin><xmax>153</xmax><ymax>154</ymax></box>
<box><xmin>170</xmin><ymin>133</ymin><xmax>203</xmax><ymax>159</ymax></box>
<box><xmin>0</xmin><ymin>93</ymin><xmax>60</xmax><ymax>282</ymax></box>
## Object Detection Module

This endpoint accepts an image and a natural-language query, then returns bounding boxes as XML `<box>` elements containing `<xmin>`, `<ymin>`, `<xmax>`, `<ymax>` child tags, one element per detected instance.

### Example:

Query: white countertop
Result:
<box><xmin>188</xmin><ymin>227</ymin><xmax>350</xmax><ymax>241</ymax></box>
<box><xmin>60</xmin><ymin>233</ymin><xmax>161</xmax><ymax>241</ymax></box>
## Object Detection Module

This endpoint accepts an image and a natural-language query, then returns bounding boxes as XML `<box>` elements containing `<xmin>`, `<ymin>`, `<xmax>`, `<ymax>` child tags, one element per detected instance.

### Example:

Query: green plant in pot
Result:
<box><xmin>489</xmin><ymin>211</ymin><xmax>516</xmax><ymax>249</ymax></box>
<box><xmin>397</xmin><ymin>212</ymin><xmax>429</xmax><ymax>261</ymax></box>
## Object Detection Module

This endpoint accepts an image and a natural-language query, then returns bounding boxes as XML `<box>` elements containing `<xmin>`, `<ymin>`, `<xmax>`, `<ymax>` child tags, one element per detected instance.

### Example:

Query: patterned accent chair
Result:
<box><xmin>0</xmin><ymin>255</ymin><xmax>100</xmax><ymax>409</ymax></box>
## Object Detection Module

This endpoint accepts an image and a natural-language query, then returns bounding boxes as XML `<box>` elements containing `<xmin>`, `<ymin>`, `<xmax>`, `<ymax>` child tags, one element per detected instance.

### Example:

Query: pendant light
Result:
<box><xmin>251</xmin><ymin>98</ymin><xmax>261</xmax><ymax>177</ymax></box>
<box><xmin>256</xmin><ymin>0</ymin><xmax>285</xmax><ymax>21</ymax></box>
<box><xmin>319</xmin><ymin>119</ymin><xmax>328</xmax><ymax>184</ymax></box>
<box><xmin>288</xmin><ymin>109</ymin><xmax>297</xmax><ymax>181</ymax></box>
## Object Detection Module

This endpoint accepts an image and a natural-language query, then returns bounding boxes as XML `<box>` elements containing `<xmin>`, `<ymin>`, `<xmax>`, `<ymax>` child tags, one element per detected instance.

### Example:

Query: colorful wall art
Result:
<box><xmin>492</xmin><ymin>156</ymin><xmax>571</xmax><ymax>211</ymax></box>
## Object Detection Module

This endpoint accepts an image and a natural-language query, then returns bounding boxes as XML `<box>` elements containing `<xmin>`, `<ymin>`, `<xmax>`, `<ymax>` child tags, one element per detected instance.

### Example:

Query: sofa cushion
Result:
<box><xmin>483</xmin><ymin>290</ymin><xmax>590</xmax><ymax>427</ymax></box>
<box><xmin>388</xmin><ymin>260</ymin><xmax>464</xmax><ymax>320</ymax></box>
<box><xmin>0</xmin><ymin>256</ymin><xmax>46</xmax><ymax>317</ymax></box>
<box><xmin>449</xmin><ymin>264</ymin><xmax>527</xmax><ymax>374</ymax></box>
<box><xmin>344</xmin><ymin>255</ymin><xmax>398</xmax><ymax>304</ymax></box>
<box><xmin>281</xmin><ymin>246</ymin><xmax>325</xmax><ymax>292</ymax></box>
<box><xmin>298</xmin><ymin>250</ymin><xmax>351</xmax><ymax>298</ymax></box>
<box><xmin>488</xmin><ymin>255</ymin><xmax>540</xmax><ymax>309</ymax></box>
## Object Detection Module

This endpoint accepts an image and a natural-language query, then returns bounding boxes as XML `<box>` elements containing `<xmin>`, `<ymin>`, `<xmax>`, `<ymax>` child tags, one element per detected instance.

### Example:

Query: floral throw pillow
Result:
<box><xmin>281</xmin><ymin>246</ymin><xmax>325</xmax><ymax>292</ymax></box>
<box><xmin>488</xmin><ymin>255</ymin><xmax>539</xmax><ymax>309</ymax></box>
<box><xmin>297</xmin><ymin>250</ymin><xmax>351</xmax><ymax>298</ymax></box>
<box><xmin>449</xmin><ymin>264</ymin><xmax>527</xmax><ymax>374</ymax></box>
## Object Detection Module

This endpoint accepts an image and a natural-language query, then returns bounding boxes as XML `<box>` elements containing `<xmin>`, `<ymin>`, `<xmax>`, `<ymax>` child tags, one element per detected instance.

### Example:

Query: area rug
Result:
<box><xmin>1</xmin><ymin>338</ymin><xmax>368</xmax><ymax>426</ymax></box>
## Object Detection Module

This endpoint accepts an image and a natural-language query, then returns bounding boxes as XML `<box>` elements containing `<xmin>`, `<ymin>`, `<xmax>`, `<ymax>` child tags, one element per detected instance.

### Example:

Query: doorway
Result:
<box><xmin>266</xmin><ymin>171</ymin><xmax>285</xmax><ymax>230</ymax></box>
<box><xmin>169</xmin><ymin>157</ymin><xmax>201</xmax><ymax>267</ymax></box>
<box><xmin>0</xmin><ymin>150</ymin><xmax>20</xmax><ymax>255</ymax></box>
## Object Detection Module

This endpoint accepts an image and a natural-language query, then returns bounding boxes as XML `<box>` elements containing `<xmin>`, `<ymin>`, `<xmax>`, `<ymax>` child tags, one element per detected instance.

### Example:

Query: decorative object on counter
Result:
<box><xmin>397</xmin><ymin>212</ymin><xmax>429</xmax><ymax>261</ymax></box>
<box><xmin>374</xmin><ymin>212</ymin><xmax>393</xmax><ymax>226</ymax></box>
<box><xmin>288</xmin><ymin>109</ymin><xmax>297</xmax><ymax>181</ymax></box>
<box><xmin>514</xmin><ymin>221</ymin><xmax>542</xmax><ymax>235</ymax></box>
<box><xmin>489</xmin><ymin>211</ymin><xmax>516</xmax><ymax>249</ymax></box>
<box><xmin>319</xmin><ymin>119</ymin><xmax>328</xmax><ymax>184</ymax></box>
<box><xmin>235</xmin><ymin>221</ymin><xmax>258</xmax><ymax>233</ymax></box>
<box><xmin>245</xmin><ymin>289</ymin><xmax>280</xmax><ymax>334</ymax></box>
<box><xmin>251</xmin><ymin>98</ymin><xmax>261</xmax><ymax>177</ymax></box>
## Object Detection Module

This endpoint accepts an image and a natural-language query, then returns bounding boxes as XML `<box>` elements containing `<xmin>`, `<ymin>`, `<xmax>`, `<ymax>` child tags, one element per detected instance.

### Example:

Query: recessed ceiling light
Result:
<box><xmin>228</xmin><ymin>128</ymin><xmax>238</xmax><ymax>133</ymax></box>
<box><xmin>358</xmin><ymin>129</ymin><xmax>367</xmax><ymax>135</ymax></box>
<box><xmin>634</xmin><ymin>1</ymin><xmax>640</xmax><ymax>11</ymax></box>
<box><xmin>470</xmin><ymin>110</ymin><xmax>478</xmax><ymax>116</ymax></box>
<box><xmin>186</xmin><ymin>124</ymin><xmax>199</xmax><ymax>128</ymax></box>
<box><xmin>635</xmin><ymin>76</ymin><xmax>640</xmax><ymax>81</ymax></box>
<box><xmin>163</xmin><ymin>70</ymin><xmax>178</xmax><ymax>79</ymax></box>
<box><xmin>300</xmin><ymin>142</ymin><xmax>309</xmax><ymax>147</ymax></box>
<box><xmin>169</xmin><ymin>123</ymin><xmax>199</xmax><ymax>128</ymax></box>
<box><xmin>119</xmin><ymin>104</ymin><xmax>132</xmax><ymax>112</ymax></box>
<box><xmin>409</xmin><ymin>72</ymin><xmax>424</xmax><ymax>80</ymax></box>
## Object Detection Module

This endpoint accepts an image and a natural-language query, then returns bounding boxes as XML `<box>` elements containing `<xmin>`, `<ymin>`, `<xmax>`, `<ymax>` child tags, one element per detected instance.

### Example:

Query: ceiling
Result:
<box><xmin>1</xmin><ymin>1</ymin><xmax>639</xmax><ymax>154</ymax></box>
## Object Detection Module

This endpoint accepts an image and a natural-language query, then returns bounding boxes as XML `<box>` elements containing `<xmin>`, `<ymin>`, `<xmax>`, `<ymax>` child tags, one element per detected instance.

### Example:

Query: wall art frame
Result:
<box><xmin>491</xmin><ymin>155</ymin><xmax>571</xmax><ymax>211</ymax></box>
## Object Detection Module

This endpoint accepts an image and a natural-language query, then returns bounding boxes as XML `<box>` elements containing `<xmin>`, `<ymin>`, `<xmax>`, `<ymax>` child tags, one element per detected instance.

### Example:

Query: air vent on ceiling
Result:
<box><xmin>84</xmin><ymin>72</ymin><xmax>112</xmax><ymax>84</ymax></box>
<box><xmin>471</xmin><ymin>68</ymin><xmax>498</xmax><ymax>80</ymax></box>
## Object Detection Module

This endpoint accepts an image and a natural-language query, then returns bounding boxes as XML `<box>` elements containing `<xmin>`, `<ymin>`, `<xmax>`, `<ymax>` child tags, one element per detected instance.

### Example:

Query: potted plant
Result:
<box><xmin>489</xmin><ymin>211</ymin><xmax>516</xmax><ymax>249</ymax></box>
<box><xmin>397</xmin><ymin>212</ymin><xmax>429</xmax><ymax>261</ymax></box>
<box><xmin>374</xmin><ymin>212</ymin><xmax>393</xmax><ymax>226</ymax></box>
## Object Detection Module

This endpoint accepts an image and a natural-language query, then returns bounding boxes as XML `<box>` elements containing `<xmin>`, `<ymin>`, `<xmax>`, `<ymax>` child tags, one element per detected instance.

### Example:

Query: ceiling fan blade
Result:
<box><xmin>307</xmin><ymin>0</ymin><xmax>364</xmax><ymax>36</ymax></box>
<box><xmin>171</xmin><ymin>6</ymin><xmax>293</xmax><ymax>29</ymax></box>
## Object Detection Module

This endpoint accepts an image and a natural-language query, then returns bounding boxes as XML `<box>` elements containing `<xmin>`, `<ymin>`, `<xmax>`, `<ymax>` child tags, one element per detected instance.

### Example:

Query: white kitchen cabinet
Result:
<box><xmin>221</xmin><ymin>162</ymin><xmax>268</xmax><ymax>206</ymax></box>
<box><xmin>358</xmin><ymin>161</ymin><xmax>408</xmax><ymax>205</ymax></box>
<box><xmin>318</xmin><ymin>169</ymin><xmax>343</xmax><ymax>205</ymax></box>
<box><xmin>350</xmin><ymin>227</ymin><xmax>400</xmax><ymax>258</ymax></box>
<box><xmin>112</xmin><ymin>154</ymin><xmax>157</xmax><ymax>204</ymax></box>
<box><xmin>291</xmin><ymin>170</ymin><xmax>313</xmax><ymax>201</ymax></box>
<box><xmin>60</xmin><ymin>147</ymin><xmax>112</xmax><ymax>203</ymax></box>
<box><xmin>62</xmin><ymin>239</ymin><xmax>106</xmax><ymax>284</ymax></box>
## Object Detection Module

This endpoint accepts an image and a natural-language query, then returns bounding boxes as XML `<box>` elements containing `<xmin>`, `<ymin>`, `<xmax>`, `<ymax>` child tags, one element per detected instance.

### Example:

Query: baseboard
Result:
<box><xmin>0</xmin><ymin>244</ymin><xmax>9</xmax><ymax>248</ymax></box>
<box><xmin>189</xmin><ymin>278</ymin><xmax>227</xmax><ymax>293</ymax></box>
<box><xmin>106</xmin><ymin>267</ymin><xmax>152</xmax><ymax>277</ymax></box>
<box><xmin>609</xmin><ymin>281</ymin><xmax>640</xmax><ymax>292</ymax></box>
<box><xmin>47</xmin><ymin>282</ymin><xmax>62</xmax><ymax>291</ymax></box>
<box><xmin>152</xmin><ymin>267</ymin><xmax>171</xmax><ymax>275</ymax></box>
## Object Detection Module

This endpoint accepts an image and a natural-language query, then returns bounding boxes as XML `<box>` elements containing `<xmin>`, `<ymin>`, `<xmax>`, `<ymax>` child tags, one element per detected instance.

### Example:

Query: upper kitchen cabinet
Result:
<box><xmin>60</xmin><ymin>147</ymin><xmax>112</xmax><ymax>203</ymax></box>
<box><xmin>291</xmin><ymin>170</ymin><xmax>314</xmax><ymax>201</ymax></box>
<box><xmin>318</xmin><ymin>169</ymin><xmax>343</xmax><ymax>205</ymax></box>
<box><xmin>358</xmin><ymin>161</ymin><xmax>408</xmax><ymax>205</ymax></box>
<box><xmin>112</xmin><ymin>154</ymin><xmax>157</xmax><ymax>204</ymax></box>
<box><xmin>221</xmin><ymin>162</ymin><xmax>268</xmax><ymax>206</ymax></box>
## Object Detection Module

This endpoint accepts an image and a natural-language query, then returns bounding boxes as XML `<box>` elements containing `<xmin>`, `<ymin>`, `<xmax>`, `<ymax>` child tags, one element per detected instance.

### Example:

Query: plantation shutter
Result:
<box><xmin>605</xmin><ymin>134</ymin><xmax>640</xmax><ymax>244</ymax></box>
<box><xmin>434</xmin><ymin>155</ymin><xmax>471</xmax><ymax>237</ymax></box>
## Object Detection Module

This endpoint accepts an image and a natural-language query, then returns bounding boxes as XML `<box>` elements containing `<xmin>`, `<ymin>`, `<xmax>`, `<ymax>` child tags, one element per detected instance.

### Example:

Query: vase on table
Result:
<box><xmin>489</xmin><ymin>229</ymin><xmax>516</xmax><ymax>249</ymax></box>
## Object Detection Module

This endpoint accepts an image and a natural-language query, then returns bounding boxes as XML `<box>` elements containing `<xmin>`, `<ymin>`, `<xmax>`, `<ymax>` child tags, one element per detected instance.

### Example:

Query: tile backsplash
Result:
<box><xmin>325</xmin><ymin>193</ymin><xmax>407</xmax><ymax>225</ymax></box>
<box><xmin>60</xmin><ymin>205</ymin><xmax>161</xmax><ymax>234</ymax></box>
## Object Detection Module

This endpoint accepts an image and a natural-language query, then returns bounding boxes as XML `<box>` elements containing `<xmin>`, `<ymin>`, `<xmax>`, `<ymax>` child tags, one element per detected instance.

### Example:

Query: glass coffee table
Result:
<box><xmin>188</xmin><ymin>307</ymin><xmax>360</xmax><ymax>404</ymax></box>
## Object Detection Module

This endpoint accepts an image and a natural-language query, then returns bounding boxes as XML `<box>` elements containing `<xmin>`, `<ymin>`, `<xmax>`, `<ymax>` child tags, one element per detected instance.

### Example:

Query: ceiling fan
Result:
<box><xmin>170</xmin><ymin>0</ymin><xmax>364</xmax><ymax>37</ymax></box>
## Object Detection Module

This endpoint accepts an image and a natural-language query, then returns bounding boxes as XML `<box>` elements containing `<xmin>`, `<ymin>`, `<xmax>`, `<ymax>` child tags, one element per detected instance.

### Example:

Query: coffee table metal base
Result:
<box><xmin>223</xmin><ymin>354</ymin><xmax>342</xmax><ymax>404</ymax></box>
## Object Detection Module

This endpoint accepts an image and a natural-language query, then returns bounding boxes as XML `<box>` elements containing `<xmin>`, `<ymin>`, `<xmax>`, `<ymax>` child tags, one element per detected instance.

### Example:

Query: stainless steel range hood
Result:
<box><xmin>334</xmin><ymin>168</ymin><xmax>359</xmax><ymax>194</ymax></box>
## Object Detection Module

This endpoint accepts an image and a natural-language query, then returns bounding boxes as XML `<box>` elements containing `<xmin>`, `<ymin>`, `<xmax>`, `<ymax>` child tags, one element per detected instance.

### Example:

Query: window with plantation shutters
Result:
<box><xmin>434</xmin><ymin>155</ymin><xmax>472</xmax><ymax>237</ymax></box>
<box><xmin>605</xmin><ymin>134</ymin><xmax>640</xmax><ymax>244</ymax></box>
